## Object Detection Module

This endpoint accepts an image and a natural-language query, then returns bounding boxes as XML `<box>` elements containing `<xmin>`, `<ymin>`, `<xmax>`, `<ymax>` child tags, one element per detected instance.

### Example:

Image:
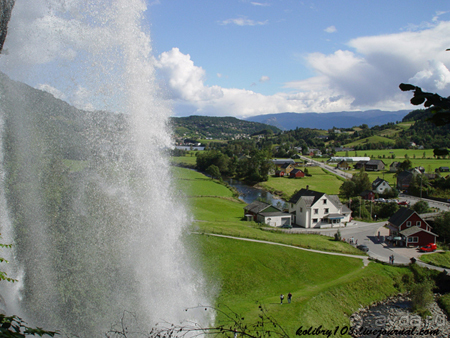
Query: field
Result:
<box><xmin>173</xmin><ymin>166</ymin><xmax>413</xmax><ymax>336</ymax></box>
<box><xmin>258</xmin><ymin>166</ymin><xmax>344</xmax><ymax>198</ymax></box>
<box><xmin>334</xmin><ymin>149</ymin><xmax>450</xmax><ymax>172</ymax></box>
<box><xmin>419</xmin><ymin>251</ymin><xmax>450</xmax><ymax>269</ymax></box>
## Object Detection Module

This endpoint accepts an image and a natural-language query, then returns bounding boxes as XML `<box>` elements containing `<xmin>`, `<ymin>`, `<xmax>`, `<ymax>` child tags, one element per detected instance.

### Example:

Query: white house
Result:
<box><xmin>372</xmin><ymin>178</ymin><xmax>393</xmax><ymax>195</ymax></box>
<box><xmin>244</xmin><ymin>201</ymin><xmax>292</xmax><ymax>227</ymax></box>
<box><xmin>288</xmin><ymin>188</ymin><xmax>351</xmax><ymax>228</ymax></box>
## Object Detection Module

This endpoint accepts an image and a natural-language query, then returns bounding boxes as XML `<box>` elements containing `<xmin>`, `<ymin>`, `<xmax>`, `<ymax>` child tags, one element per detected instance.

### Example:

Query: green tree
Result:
<box><xmin>433</xmin><ymin>211</ymin><xmax>450</xmax><ymax>244</ymax></box>
<box><xmin>339</xmin><ymin>180</ymin><xmax>356</xmax><ymax>199</ymax></box>
<box><xmin>412</xmin><ymin>200</ymin><xmax>430</xmax><ymax>214</ymax></box>
<box><xmin>206</xmin><ymin>164</ymin><xmax>221</xmax><ymax>180</ymax></box>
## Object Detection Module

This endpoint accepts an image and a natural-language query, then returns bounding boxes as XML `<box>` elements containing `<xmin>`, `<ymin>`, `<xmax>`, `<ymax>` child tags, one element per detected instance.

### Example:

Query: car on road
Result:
<box><xmin>419</xmin><ymin>243</ymin><xmax>437</xmax><ymax>252</ymax></box>
<box><xmin>398</xmin><ymin>201</ymin><xmax>408</xmax><ymax>205</ymax></box>
<box><xmin>357</xmin><ymin>244</ymin><xmax>369</xmax><ymax>253</ymax></box>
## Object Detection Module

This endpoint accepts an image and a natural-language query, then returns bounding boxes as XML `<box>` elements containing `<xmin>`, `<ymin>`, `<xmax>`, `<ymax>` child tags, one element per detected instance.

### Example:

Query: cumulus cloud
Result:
<box><xmin>155</xmin><ymin>48</ymin><xmax>223</xmax><ymax>102</ymax></box>
<box><xmin>219</xmin><ymin>16</ymin><xmax>268</xmax><ymax>26</ymax></box>
<box><xmin>259</xmin><ymin>76</ymin><xmax>270</xmax><ymax>83</ymax></box>
<box><xmin>159</xmin><ymin>21</ymin><xmax>450</xmax><ymax>117</ymax></box>
<box><xmin>324</xmin><ymin>26</ymin><xmax>337</xmax><ymax>33</ymax></box>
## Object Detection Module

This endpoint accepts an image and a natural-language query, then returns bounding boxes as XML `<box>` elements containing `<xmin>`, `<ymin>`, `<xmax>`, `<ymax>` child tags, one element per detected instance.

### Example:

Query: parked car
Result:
<box><xmin>398</xmin><ymin>201</ymin><xmax>408</xmax><ymax>205</ymax></box>
<box><xmin>357</xmin><ymin>244</ymin><xmax>369</xmax><ymax>253</ymax></box>
<box><xmin>419</xmin><ymin>243</ymin><xmax>437</xmax><ymax>252</ymax></box>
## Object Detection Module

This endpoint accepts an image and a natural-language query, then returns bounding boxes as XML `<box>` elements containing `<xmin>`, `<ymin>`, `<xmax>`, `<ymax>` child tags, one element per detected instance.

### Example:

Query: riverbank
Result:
<box><xmin>350</xmin><ymin>294</ymin><xmax>449</xmax><ymax>337</ymax></box>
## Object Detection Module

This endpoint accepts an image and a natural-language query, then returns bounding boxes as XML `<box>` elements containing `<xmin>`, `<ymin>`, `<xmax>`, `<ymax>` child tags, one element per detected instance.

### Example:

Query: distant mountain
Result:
<box><xmin>245</xmin><ymin>110</ymin><xmax>411</xmax><ymax>130</ymax></box>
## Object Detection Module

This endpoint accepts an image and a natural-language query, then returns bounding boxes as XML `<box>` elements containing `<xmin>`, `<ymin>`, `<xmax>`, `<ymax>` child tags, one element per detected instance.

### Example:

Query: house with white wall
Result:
<box><xmin>372</xmin><ymin>177</ymin><xmax>393</xmax><ymax>195</ymax></box>
<box><xmin>288</xmin><ymin>188</ymin><xmax>351</xmax><ymax>228</ymax></box>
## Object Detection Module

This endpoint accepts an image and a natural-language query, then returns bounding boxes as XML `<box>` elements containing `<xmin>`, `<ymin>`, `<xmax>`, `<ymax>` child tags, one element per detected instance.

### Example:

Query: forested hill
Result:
<box><xmin>399</xmin><ymin>109</ymin><xmax>450</xmax><ymax>149</ymax></box>
<box><xmin>170</xmin><ymin>115</ymin><xmax>281</xmax><ymax>140</ymax></box>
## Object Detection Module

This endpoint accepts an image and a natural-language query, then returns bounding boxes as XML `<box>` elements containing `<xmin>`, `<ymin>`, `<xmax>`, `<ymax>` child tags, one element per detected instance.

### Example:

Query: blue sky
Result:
<box><xmin>2</xmin><ymin>0</ymin><xmax>450</xmax><ymax>118</ymax></box>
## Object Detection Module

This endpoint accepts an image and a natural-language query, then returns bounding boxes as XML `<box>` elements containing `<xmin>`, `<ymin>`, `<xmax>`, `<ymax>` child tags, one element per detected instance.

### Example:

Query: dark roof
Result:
<box><xmin>388</xmin><ymin>208</ymin><xmax>417</xmax><ymax>227</ymax></box>
<box><xmin>288</xmin><ymin>188</ymin><xmax>325</xmax><ymax>205</ymax></box>
<box><xmin>244</xmin><ymin>201</ymin><xmax>280</xmax><ymax>214</ymax></box>
<box><xmin>290</xmin><ymin>169</ymin><xmax>303</xmax><ymax>175</ymax></box>
<box><xmin>281</xmin><ymin>163</ymin><xmax>293</xmax><ymax>169</ymax></box>
<box><xmin>259</xmin><ymin>211</ymin><xmax>291</xmax><ymax>217</ymax></box>
<box><xmin>400</xmin><ymin>225</ymin><xmax>437</xmax><ymax>237</ymax></box>
<box><xmin>366</xmin><ymin>160</ymin><xmax>385</xmax><ymax>166</ymax></box>
<box><xmin>372</xmin><ymin>177</ymin><xmax>389</xmax><ymax>189</ymax></box>
<box><xmin>397</xmin><ymin>171</ymin><xmax>413</xmax><ymax>179</ymax></box>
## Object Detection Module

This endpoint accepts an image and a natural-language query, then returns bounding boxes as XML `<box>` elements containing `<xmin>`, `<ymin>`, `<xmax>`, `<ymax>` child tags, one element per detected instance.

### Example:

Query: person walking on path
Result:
<box><xmin>280</xmin><ymin>294</ymin><xmax>284</xmax><ymax>304</ymax></box>
<box><xmin>287</xmin><ymin>292</ymin><xmax>292</xmax><ymax>304</ymax></box>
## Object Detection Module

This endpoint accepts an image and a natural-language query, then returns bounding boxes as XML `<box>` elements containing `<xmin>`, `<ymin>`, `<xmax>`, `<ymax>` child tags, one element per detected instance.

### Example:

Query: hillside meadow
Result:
<box><xmin>172</xmin><ymin>165</ymin><xmax>413</xmax><ymax>337</ymax></box>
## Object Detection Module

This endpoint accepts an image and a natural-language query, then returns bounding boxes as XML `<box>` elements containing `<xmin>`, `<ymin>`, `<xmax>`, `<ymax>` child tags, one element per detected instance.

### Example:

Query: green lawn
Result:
<box><xmin>420</xmin><ymin>251</ymin><xmax>450</xmax><ymax>269</ymax></box>
<box><xmin>172</xmin><ymin>166</ymin><xmax>234</xmax><ymax>197</ymax></box>
<box><xmin>170</xmin><ymin>155</ymin><xmax>198</xmax><ymax>167</ymax></box>
<box><xmin>258</xmin><ymin>166</ymin><xmax>344</xmax><ymax>199</ymax></box>
<box><xmin>173</xmin><ymin>166</ymin><xmax>415</xmax><ymax>336</ymax></box>
<box><xmin>196</xmin><ymin>235</ymin><xmax>411</xmax><ymax>337</ymax></box>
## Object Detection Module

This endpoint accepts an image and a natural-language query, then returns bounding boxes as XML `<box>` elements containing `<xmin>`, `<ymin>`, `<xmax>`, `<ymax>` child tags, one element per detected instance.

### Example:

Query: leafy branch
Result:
<box><xmin>399</xmin><ymin>83</ymin><xmax>450</xmax><ymax>126</ymax></box>
<box><xmin>106</xmin><ymin>304</ymin><xmax>290</xmax><ymax>338</ymax></box>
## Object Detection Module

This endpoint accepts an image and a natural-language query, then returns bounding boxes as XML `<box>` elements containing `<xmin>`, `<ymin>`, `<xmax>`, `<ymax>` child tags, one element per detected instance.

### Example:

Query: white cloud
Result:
<box><xmin>259</xmin><ymin>76</ymin><xmax>270</xmax><ymax>83</ymax></box>
<box><xmin>324</xmin><ymin>26</ymin><xmax>337</xmax><ymax>33</ymax></box>
<box><xmin>251</xmin><ymin>2</ymin><xmax>270</xmax><ymax>6</ymax></box>
<box><xmin>37</xmin><ymin>84</ymin><xmax>67</xmax><ymax>100</ymax></box>
<box><xmin>155</xmin><ymin>48</ymin><xmax>223</xmax><ymax>102</ymax></box>
<box><xmin>160</xmin><ymin>21</ymin><xmax>450</xmax><ymax>118</ymax></box>
<box><xmin>219</xmin><ymin>16</ymin><xmax>268</xmax><ymax>26</ymax></box>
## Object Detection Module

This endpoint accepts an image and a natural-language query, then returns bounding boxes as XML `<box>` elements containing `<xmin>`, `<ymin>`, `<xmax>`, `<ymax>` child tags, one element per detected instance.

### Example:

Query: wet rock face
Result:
<box><xmin>350</xmin><ymin>295</ymin><xmax>450</xmax><ymax>337</ymax></box>
<box><xmin>0</xmin><ymin>0</ymin><xmax>15</xmax><ymax>52</ymax></box>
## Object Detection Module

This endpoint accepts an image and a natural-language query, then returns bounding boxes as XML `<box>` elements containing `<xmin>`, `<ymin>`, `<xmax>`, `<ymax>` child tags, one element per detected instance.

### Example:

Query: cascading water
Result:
<box><xmin>0</xmin><ymin>0</ymin><xmax>212</xmax><ymax>336</ymax></box>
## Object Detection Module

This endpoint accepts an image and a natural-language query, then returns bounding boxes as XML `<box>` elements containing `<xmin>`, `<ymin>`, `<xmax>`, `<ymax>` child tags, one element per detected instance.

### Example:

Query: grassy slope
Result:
<box><xmin>420</xmin><ymin>251</ymin><xmax>450</xmax><ymax>269</ymax></box>
<box><xmin>173</xmin><ymin>165</ymin><xmax>412</xmax><ymax>336</ymax></box>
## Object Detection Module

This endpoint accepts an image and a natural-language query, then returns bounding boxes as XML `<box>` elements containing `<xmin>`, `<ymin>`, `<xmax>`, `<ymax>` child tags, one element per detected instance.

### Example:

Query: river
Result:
<box><xmin>224</xmin><ymin>178</ymin><xmax>286</xmax><ymax>208</ymax></box>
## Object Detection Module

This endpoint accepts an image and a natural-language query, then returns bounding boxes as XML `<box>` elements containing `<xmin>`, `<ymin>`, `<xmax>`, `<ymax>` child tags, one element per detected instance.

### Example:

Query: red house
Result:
<box><xmin>289</xmin><ymin>169</ymin><xmax>305</xmax><ymax>178</ymax></box>
<box><xmin>387</xmin><ymin>208</ymin><xmax>438</xmax><ymax>247</ymax></box>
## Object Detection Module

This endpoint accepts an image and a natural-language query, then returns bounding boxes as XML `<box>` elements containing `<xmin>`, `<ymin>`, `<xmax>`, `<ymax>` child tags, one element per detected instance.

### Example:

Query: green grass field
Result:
<box><xmin>258</xmin><ymin>166</ymin><xmax>344</xmax><ymax>199</ymax></box>
<box><xmin>343</xmin><ymin>135</ymin><xmax>396</xmax><ymax>148</ymax></box>
<box><xmin>419</xmin><ymin>251</ymin><xmax>450</xmax><ymax>269</ymax></box>
<box><xmin>172</xmin><ymin>165</ymin><xmax>417</xmax><ymax>336</ymax></box>
<box><xmin>335</xmin><ymin>149</ymin><xmax>450</xmax><ymax>171</ymax></box>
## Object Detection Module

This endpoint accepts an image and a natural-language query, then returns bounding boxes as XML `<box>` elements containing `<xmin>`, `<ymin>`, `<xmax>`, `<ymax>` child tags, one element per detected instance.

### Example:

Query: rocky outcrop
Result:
<box><xmin>350</xmin><ymin>294</ymin><xmax>449</xmax><ymax>337</ymax></box>
<box><xmin>0</xmin><ymin>0</ymin><xmax>15</xmax><ymax>52</ymax></box>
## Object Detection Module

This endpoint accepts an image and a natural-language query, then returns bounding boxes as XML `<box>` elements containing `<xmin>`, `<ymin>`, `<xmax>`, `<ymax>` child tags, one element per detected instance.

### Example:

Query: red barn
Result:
<box><xmin>387</xmin><ymin>208</ymin><xmax>438</xmax><ymax>247</ymax></box>
<box><xmin>289</xmin><ymin>169</ymin><xmax>305</xmax><ymax>178</ymax></box>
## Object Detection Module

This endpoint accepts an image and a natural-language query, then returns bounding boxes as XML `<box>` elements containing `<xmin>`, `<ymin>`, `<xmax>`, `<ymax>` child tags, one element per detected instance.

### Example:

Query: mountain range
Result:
<box><xmin>245</xmin><ymin>110</ymin><xmax>411</xmax><ymax>130</ymax></box>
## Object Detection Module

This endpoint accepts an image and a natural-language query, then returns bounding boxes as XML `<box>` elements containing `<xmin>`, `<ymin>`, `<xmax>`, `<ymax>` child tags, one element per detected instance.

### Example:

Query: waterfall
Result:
<box><xmin>0</xmin><ymin>0</ymin><xmax>212</xmax><ymax>336</ymax></box>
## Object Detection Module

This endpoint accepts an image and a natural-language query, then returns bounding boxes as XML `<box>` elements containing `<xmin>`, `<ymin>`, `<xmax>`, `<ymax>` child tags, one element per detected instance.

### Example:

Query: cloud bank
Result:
<box><xmin>155</xmin><ymin>21</ymin><xmax>450</xmax><ymax>117</ymax></box>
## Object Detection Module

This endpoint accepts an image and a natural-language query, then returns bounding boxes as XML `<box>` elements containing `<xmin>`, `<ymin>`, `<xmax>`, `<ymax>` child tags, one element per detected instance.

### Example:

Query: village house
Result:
<box><xmin>360</xmin><ymin>190</ymin><xmax>375</xmax><ymax>201</ymax></box>
<box><xmin>289</xmin><ymin>169</ymin><xmax>305</xmax><ymax>178</ymax></box>
<box><xmin>387</xmin><ymin>208</ymin><xmax>438</xmax><ymax>247</ymax></box>
<box><xmin>336</xmin><ymin>160</ymin><xmax>351</xmax><ymax>170</ymax></box>
<box><xmin>354</xmin><ymin>160</ymin><xmax>385</xmax><ymax>171</ymax></box>
<box><xmin>372</xmin><ymin>177</ymin><xmax>393</xmax><ymax>195</ymax></box>
<box><xmin>288</xmin><ymin>188</ymin><xmax>351</xmax><ymax>228</ymax></box>
<box><xmin>389</xmin><ymin>162</ymin><xmax>401</xmax><ymax>172</ymax></box>
<box><xmin>243</xmin><ymin>201</ymin><xmax>291</xmax><ymax>227</ymax></box>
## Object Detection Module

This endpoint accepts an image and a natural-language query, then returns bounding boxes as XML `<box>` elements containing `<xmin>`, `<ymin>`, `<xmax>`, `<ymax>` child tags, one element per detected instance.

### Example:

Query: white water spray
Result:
<box><xmin>0</xmin><ymin>0</ymin><xmax>212</xmax><ymax>336</ymax></box>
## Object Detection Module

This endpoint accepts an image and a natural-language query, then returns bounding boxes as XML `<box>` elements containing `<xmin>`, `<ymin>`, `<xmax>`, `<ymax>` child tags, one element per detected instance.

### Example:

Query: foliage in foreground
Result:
<box><xmin>106</xmin><ymin>306</ymin><xmax>289</xmax><ymax>338</ymax></box>
<box><xmin>0</xmin><ymin>314</ymin><xmax>57</xmax><ymax>338</ymax></box>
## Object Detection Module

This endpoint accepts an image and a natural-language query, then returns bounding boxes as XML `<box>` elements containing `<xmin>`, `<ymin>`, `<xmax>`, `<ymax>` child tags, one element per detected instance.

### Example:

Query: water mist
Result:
<box><xmin>0</xmin><ymin>0</ymin><xmax>212</xmax><ymax>336</ymax></box>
